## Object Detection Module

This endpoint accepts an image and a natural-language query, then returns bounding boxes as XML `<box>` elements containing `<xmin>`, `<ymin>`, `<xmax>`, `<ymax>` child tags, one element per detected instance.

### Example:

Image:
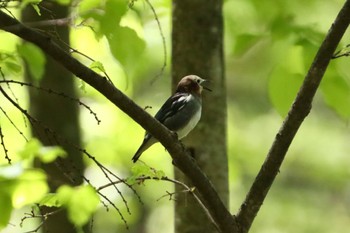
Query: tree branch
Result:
<box><xmin>0</xmin><ymin>10</ymin><xmax>237</xmax><ymax>233</ymax></box>
<box><xmin>236</xmin><ymin>1</ymin><xmax>350</xmax><ymax>232</ymax></box>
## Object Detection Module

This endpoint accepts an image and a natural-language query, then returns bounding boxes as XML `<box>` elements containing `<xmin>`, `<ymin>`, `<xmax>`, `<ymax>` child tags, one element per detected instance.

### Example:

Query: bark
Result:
<box><xmin>21</xmin><ymin>3</ymin><xmax>85</xmax><ymax>233</ymax></box>
<box><xmin>172</xmin><ymin>1</ymin><xmax>228</xmax><ymax>232</ymax></box>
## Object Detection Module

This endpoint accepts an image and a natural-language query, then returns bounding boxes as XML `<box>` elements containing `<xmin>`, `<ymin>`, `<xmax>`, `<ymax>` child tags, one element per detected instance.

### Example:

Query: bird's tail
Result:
<box><xmin>132</xmin><ymin>137</ymin><xmax>156</xmax><ymax>163</ymax></box>
<box><xmin>132</xmin><ymin>146</ymin><xmax>145</xmax><ymax>163</ymax></box>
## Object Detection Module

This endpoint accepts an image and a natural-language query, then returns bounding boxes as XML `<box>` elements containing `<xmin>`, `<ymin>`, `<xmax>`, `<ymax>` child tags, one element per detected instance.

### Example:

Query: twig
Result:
<box><xmin>0</xmin><ymin>83</ymin><xmax>132</xmax><ymax>228</ymax></box>
<box><xmin>0</xmin><ymin>105</ymin><xmax>29</xmax><ymax>142</ymax></box>
<box><xmin>0</xmin><ymin>79</ymin><xmax>101</xmax><ymax>125</ymax></box>
<box><xmin>21</xmin><ymin>207</ymin><xmax>63</xmax><ymax>233</ymax></box>
<box><xmin>142</xmin><ymin>0</ymin><xmax>167</xmax><ymax>84</ymax></box>
<box><xmin>332</xmin><ymin>43</ymin><xmax>350</xmax><ymax>58</ymax></box>
<box><xmin>97</xmin><ymin>175</ymin><xmax>220</xmax><ymax>231</ymax></box>
<box><xmin>0</xmin><ymin>123</ymin><xmax>11</xmax><ymax>163</ymax></box>
<box><xmin>235</xmin><ymin>1</ymin><xmax>350</xmax><ymax>232</ymax></box>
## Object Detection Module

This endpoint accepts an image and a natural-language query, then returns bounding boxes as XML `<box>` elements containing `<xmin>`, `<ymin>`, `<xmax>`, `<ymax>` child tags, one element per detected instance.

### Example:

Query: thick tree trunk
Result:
<box><xmin>171</xmin><ymin>1</ymin><xmax>228</xmax><ymax>232</ymax></box>
<box><xmin>22</xmin><ymin>2</ymin><xmax>85</xmax><ymax>233</ymax></box>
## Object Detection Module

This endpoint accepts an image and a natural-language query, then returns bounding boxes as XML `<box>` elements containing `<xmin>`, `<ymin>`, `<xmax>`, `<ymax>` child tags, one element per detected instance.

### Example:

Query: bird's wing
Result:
<box><xmin>154</xmin><ymin>92</ymin><xmax>190</xmax><ymax>123</ymax></box>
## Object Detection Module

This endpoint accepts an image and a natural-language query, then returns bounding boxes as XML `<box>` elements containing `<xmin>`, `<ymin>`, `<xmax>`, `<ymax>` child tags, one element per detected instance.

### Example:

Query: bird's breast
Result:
<box><xmin>176</xmin><ymin>106</ymin><xmax>201</xmax><ymax>139</ymax></box>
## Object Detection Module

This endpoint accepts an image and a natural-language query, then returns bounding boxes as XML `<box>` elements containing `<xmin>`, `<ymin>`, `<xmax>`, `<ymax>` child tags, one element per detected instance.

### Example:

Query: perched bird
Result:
<box><xmin>132</xmin><ymin>75</ymin><xmax>210</xmax><ymax>163</ymax></box>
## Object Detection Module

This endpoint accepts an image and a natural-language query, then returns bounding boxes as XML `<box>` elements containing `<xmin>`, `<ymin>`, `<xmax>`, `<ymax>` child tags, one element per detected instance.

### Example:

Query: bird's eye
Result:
<box><xmin>196</xmin><ymin>79</ymin><xmax>200</xmax><ymax>83</ymax></box>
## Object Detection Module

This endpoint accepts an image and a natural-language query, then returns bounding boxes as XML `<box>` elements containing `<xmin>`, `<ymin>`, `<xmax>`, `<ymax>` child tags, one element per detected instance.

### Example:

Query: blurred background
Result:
<box><xmin>1</xmin><ymin>0</ymin><xmax>350</xmax><ymax>232</ymax></box>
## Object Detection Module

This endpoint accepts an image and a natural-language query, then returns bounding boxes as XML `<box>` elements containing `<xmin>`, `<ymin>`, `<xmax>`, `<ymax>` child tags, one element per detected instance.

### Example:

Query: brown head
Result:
<box><xmin>175</xmin><ymin>75</ymin><xmax>211</xmax><ymax>96</ymax></box>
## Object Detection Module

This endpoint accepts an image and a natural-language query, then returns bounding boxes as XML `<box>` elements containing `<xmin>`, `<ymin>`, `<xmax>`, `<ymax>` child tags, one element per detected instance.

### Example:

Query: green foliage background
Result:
<box><xmin>0</xmin><ymin>0</ymin><xmax>350</xmax><ymax>232</ymax></box>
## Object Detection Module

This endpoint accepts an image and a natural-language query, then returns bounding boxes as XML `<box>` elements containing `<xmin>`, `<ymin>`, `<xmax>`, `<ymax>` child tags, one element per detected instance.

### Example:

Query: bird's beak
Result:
<box><xmin>201</xmin><ymin>79</ymin><xmax>212</xmax><ymax>92</ymax></box>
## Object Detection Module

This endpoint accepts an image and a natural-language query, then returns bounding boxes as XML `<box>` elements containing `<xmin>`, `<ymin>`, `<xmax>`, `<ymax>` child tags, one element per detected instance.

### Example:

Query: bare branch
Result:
<box><xmin>235</xmin><ymin>1</ymin><xmax>350</xmax><ymax>232</ymax></box>
<box><xmin>0</xmin><ymin>79</ymin><xmax>101</xmax><ymax>125</ymax></box>
<box><xmin>98</xmin><ymin>175</ymin><xmax>220</xmax><ymax>231</ymax></box>
<box><xmin>0</xmin><ymin>123</ymin><xmax>10</xmax><ymax>163</ymax></box>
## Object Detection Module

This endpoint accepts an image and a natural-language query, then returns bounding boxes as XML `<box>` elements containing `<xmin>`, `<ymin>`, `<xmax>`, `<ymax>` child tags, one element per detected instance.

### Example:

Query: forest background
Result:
<box><xmin>0</xmin><ymin>0</ymin><xmax>350</xmax><ymax>233</ymax></box>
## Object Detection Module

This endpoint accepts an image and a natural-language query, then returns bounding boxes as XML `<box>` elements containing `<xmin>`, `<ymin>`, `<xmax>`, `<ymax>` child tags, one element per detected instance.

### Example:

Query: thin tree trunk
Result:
<box><xmin>172</xmin><ymin>1</ymin><xmax>228</xmax><ymax>232</ymax></box>
<box><xmin>22</xmin><ymin>2</ymin><xmax>85</xmax><ymax>233</ymax></box>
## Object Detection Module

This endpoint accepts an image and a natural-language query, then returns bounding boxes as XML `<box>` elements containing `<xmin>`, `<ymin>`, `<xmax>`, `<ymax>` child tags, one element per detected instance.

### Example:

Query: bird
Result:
<box><xmin>132</xmin><ymin>75</ymin><xmax>211</xmax><ymax>163</ymax></box>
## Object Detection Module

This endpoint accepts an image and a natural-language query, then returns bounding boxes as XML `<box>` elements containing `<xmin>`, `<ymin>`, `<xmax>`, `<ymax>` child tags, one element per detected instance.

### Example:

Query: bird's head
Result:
<box><xmin>176</xmin><ymin>75</ymin><xmax>211</xmax><ymax>96</ymax></box>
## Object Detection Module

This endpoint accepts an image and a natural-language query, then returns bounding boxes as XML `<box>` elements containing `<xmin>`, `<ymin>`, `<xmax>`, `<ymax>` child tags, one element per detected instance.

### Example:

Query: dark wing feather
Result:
<box><xmin>154</xmin><ymin>92</ymin><xmax>189</xmax><ymax>123</ymax></box>
<box><xmin>132</xmin><ymin>92</ymin><xmax>190</xmax><ymax>163</ymax></box>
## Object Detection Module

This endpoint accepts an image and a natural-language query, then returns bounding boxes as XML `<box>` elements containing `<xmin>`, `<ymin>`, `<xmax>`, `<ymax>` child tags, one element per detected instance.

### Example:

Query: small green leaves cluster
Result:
<box><xmin>127</xmin><ymin>163</ymin><xmax>166</xmax><ymax>185</ymax></box>
<box><xmin>0</xmin><ymin>139</ymin><xmax>99</xmax><ymax>231</ymax></box>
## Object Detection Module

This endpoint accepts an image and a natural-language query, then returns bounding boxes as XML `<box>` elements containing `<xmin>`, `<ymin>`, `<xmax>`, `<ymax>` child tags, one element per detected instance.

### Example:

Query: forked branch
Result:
<box><xmin>236</xmin><ymin>1</ymin><xmax>350</xmax><ymax>232</ymax></box>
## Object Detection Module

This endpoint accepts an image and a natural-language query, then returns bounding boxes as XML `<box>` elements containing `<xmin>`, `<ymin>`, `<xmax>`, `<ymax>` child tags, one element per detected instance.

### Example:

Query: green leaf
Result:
<box><xmin>78</xmin><ymin>0</ymin><xmax>101</xmax><ymax>15</ymax></box>
<box><xmin>39</xmin><ymin>193</ymin><xmax>62</xmax><ymax>207</ymax></box>
<box><xmin>321</xmin><ymin>68</ymin><xmax>350</xmax><ymax>119</ymax></box>
<box><xmin>90</xmin><ymin>61</ymin><xmax>106</xmax><ymax>73</ymax></box>
<box><xmin>107</xmin><ymin>26</ymin><xmax>146</xmax><ymax>71</ymax></box>
<box><xmin>154</xmin><ymin>170</ymin><xmax>165</xmax><ymax>179</ymax></box>
<box><xmin>4</xmin><ymin>61</ymin><xmax>22</xmax><ymax>74</ymax></box>
<box><xmin>18</xmin><ymin>139</ymin><xmax>66</xmax><ymax>163</ymax></box>
<box><xmin>17</xmin><ymin>43</ymin><xmax>46</xmax><ymax>83</ymax></box>
<box><xmin>19</xmin><ymin>138</ymin><xmax>42</xmax><ymax>160</ymax></box>
<box><xmin>57</xmin><ymin>185</ymin><xmax>99</xmax><ymax>227</ymax></box>
<box><xmin>79</xmin><ymin>80</ymin><xmax>87</xmax><ymax>93</ymax></box>
<box><xmin>268</xmin><ymin>45</ymin><xmax>305</xmax><ymax>116</ymax></box>
<box><xmin>31</xmin><ymin>4</ymin><xmax>41</xmax><ymax>15</ymax></box>
<box><xmin>131</xmin><ymin>164</ymin><xmax>154</xmax><ymax>177</ymax></box>
<box><xmin>0</xmin><ymin>52</ymin><xmax>22</xmax><ymax>74</ymax></box>
<box><xmin>0</xmin><ymin>163</ymin><xmax>23</xmax><ymax>179</ymax></box>
<box><xmin>0</xmin><ymin>193</ymin><xmax>12</xmax><ymax>230</ymax></box>
<box><xmin>20</xmin><ymin>0</ymin><xmax>42</xmax><ymax>15</ymax></box>
<box><xmin>12</xmin><ymin>170</ymin><xmax>49</xmax><ymax>208</ymax></box>
<box><xmin>37</xmin><ymin>146</ymin><xmax>67</xmax><ymax>163</ymax></box>
<box><xmin>129</xmin><ymin>164</ymin><xmax>165</xmax><ymax>183</ymax></box>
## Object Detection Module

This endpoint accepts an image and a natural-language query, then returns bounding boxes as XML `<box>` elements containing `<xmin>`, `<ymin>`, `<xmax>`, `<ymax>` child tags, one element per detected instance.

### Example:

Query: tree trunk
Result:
<box><xmin>22</xmin><ymin>2</ymin><xmax>85</xmax><ymax>233</ymax></box>
<box><xmin>172</xmin><ymin>1</ymin><xmax>228</xmax><ymax>232</ymax></box>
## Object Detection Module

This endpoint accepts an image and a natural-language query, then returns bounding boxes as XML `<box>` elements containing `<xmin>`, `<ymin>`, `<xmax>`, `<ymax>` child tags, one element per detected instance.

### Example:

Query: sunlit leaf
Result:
<box><xmin>78</xmin><ymin>0</ymin><xmax>101</xmax><ymax>15</ymax></box>
<box><xmin>79</xmin><ymin>80</ymin><xmax>87</xmax><ymax>93</ymax></box>
<box><xmin>90</xmin><ymin>61</ymin><xmax>106</xmax><ymax>73</ymax></box>
<box><xmin>107</xmin><ymin>26</ymin><xmax>146</xmax><ymax>71</ymax></box>
<box><xmin>31</xmin><ymin>4</ymin><xmax>41</xmax><ymax>15</ymax></box>
<box><xmin>17</xmin><ymin>43</ymin><xmax>46</xmax><ymax>83</ymax></box>
<box><xmin>37</xmin><ymin>146</ymin><xmax>67</xmax><ymax>163</ymax></box>
<box><xmin>18</xmin><ymin>138</ymin><xmax>42</xmax><ymax>160</ymax></box>
<box><xmin>18</xmin><ymin>139</ymin><xmax>66</xmax><ymax>163</ymax></box>
<box><xmin>39</xmin><ymin>193</ymin><xmax>62</xmax><ymax>207</ymax></box>
<box><xmin>131</xmin><ymin>164</ymin><xmax>154</xmax><ymax>177</ymax></box>
<box><xmin>155</xmin><ymin>170</ymin><xmax>165</xmax><ymax>179</ymax></box>
<box><xmin>0</xmin><ymin>163</ymin><xmax>23</xmax><ymax>178</ymax></box>
<box><xmin>57</xmin><ymin>185</ymin><xmax>99</xmax><ymax>227</ymax></box>
<box><xmin>4</xmin><ymin>61</ymin><xmax>22</xmax><ymax>74</ymax></box>
<box><xmin>12</xmin><ymin>170</ymin><xmax>48</xmax><ymax>208</ymax></box>
<box><xmin>20</xmin><ymin>0</ymin><xmax>42</xmax><ymax>15</ymax></box>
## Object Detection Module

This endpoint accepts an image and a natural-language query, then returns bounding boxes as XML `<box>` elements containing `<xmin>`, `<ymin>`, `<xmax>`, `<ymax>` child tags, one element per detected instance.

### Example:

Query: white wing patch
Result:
<box><xmin>176</xmin><ymin>95</ymin><xmax>189</xmax><ymax>111</ymax></box>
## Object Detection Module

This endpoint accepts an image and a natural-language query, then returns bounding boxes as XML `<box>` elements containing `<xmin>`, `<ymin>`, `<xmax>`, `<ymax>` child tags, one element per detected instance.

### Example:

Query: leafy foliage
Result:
<box><xmin>17</xmin><ymin>43</ymin><xmax>46</xmax><ymax>83</ymax></box>
<box><xmin>56</xmin><ymin>185</ymin><xmax>99</xmax><ymax>228</ymax></box>
<box><xmin>0</xmin><ymin>163</ymin><xmax>48</xmax><ymax>229</ymax></box>
<box><xmin>78</xmin><ymin>0</ymin><xmax>146</xmax><ymax>74</ymax></box>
